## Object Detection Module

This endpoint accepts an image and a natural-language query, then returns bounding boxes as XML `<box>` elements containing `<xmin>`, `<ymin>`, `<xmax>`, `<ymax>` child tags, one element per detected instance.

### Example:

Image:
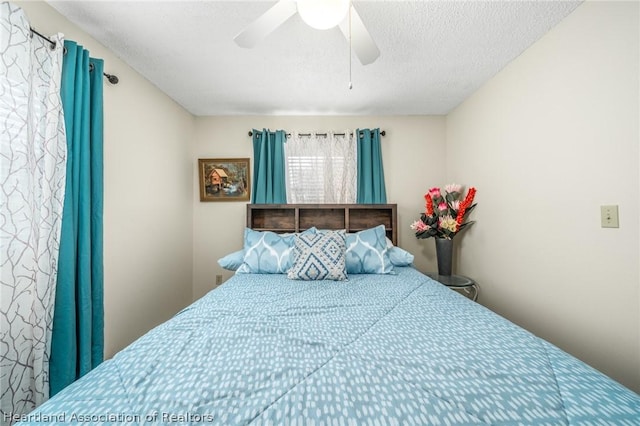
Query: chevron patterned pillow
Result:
<box><xmin>287</xmin><ymin>230</ymin><xmax>347</xmax><ymax>281</ymax></box>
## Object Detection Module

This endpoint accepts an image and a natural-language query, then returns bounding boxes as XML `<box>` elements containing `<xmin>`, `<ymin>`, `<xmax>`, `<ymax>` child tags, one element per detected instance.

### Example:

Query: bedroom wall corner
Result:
<box><xmin>15</xmin><ymin>1</ymin><xmax>197</xmax><ymax>359</ymax></box>
<box><xmin>191</xmin><ymin>115</ymin><xmax>446</xmax><ymax>300</ymax></box>
<box><xmin>445</xmin><ymin>0</ymin><xmax>639</xmax><ymax>392</ymax></box>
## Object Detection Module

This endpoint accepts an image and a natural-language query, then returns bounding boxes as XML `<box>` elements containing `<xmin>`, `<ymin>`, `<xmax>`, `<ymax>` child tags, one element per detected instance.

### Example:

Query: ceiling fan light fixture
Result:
<box><xmin>297</xmin><ymin>0</ymin><xmax>350</xmax><ymax>30</ymax></box>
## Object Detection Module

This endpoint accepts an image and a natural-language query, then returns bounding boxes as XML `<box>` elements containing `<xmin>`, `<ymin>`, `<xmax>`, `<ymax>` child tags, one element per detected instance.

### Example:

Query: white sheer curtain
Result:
<box><xmin>0</xmin><ymin>3</ymin><xmax>66</xmax><ymax>419</ymax></box>
<box><xmin>284</xmin><ymin>131</ymin><xmax>357</xmax><ymax>203</ymax></box>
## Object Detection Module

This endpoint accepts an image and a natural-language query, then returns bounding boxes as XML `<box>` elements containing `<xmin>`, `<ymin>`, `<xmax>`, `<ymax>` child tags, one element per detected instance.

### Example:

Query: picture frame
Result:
<box><xmin>198</xmin><ymin>158</ymin><xmax>250</xmax><ymax>202</ymax></box>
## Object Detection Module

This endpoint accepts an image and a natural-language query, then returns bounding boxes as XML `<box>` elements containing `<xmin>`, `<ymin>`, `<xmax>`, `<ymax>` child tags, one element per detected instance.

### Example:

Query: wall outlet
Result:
<box><xmin>215</xmin><ymin>274</ymin><xmax>223</xmax><ymax>286</ymax></box>
<box><xmin>600</xmin><ymin>205</ymin><xmax>619</xmax><ymax>228</ymax></box>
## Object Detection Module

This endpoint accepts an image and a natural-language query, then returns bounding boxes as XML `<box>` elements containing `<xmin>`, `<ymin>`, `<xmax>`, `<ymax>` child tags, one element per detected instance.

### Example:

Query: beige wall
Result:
<box><xmin>446</xmin><ymin>0</ymin><xmax>639</xmax><ymax>392</ymax></box>
<box><xmin>192</xmin><ymin>116</ymin><xmax>446</xmax><ymax>299</ymax></box>
<box><xmin>16</xmin><ymin>1</ymin><xmax>196</xmax><ymax>358</ymax></box>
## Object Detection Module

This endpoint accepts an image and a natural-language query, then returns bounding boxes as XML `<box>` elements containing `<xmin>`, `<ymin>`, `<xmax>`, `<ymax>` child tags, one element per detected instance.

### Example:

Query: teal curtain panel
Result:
<box><xmin>50</xmin><ymin>40</ymin><xmax>105</xmax><ymax>396</ymax></box>
<box><xmin>252</xmin><ymin>128</ymin><xmax>287</xmax><ymax>203</ymax></box>
<box><xmin>356</xmin><ymin>128</ymin><xmax>387</xmax><ymax>203</ymax></box>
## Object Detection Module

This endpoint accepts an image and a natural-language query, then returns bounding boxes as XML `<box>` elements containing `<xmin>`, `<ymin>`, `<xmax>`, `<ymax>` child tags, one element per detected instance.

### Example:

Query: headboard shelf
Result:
<box><xmin>250</xmin><ymin>228</ymin><xmax>297</xmax><ymax>233</ymax></box>
<box><xmin>247</xmin><ymin>204</ymin><xmax>397</xmax><ymax>245</ymax></box>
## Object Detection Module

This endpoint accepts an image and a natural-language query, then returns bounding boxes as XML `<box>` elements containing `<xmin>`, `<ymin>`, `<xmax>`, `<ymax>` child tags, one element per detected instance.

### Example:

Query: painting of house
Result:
<box><xmin>198</xmin><ymin>158</ymin><xmax>250</xmax><ymax>201</ymax></box>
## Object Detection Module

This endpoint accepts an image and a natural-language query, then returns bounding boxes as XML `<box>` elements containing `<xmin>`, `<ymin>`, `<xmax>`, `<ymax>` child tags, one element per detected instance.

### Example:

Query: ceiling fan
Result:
<box><xmin>234</xmin><ymin>0</ymin><xmax>380</xmax><ymax>65</ymax></box>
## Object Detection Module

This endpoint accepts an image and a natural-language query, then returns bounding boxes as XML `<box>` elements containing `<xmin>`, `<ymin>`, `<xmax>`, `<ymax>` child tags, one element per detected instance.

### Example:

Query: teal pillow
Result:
<box><xmin>346</xmin><ymin>225</ymin><xmax>394</xmax><ymax>274</ymax></box>
<box><xmin>237</xmin><ymin>228</ymin><xmax>316</xmax><ymax>274</ymax></box>
<box><xmin>217</xmin><ymin>249</ymin><xmax>245</xmax><ymax>271</ymax></box>
<box><xmin>388</xmin><ymin>246</ymin><xmax>414</xmax><ymax>266</ymax></box>
<box><xmin>288</xmin><ymin>230</ymin><xmax>347</xmax><ymax>281</ymax></box>
<box><xmin>385</xmin><ymin>238</ymin><xmax>415</xmax><ymax>266</ymax></box>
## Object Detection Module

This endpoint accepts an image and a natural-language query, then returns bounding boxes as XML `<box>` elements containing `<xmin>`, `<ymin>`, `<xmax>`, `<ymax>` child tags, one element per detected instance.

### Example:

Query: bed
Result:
<box><xmin>16</xmin><ymin>204</ymin><xmax>639</xmax><ymax>425</ymax></box>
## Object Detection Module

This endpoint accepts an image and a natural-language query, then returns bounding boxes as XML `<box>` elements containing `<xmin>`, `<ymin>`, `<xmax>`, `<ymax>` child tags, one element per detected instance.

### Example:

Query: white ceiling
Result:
<box><xmin>47</xmin><ymin>0</ymin><xmax>582</xmax><ymax>116</ymax></box>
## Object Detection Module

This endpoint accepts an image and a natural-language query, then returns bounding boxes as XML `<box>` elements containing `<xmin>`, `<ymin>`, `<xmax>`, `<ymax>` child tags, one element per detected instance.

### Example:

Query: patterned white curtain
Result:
<box><xmin>284</xmin><ymin>131</ymin><xmax>357</xmax><ymax>203</ymax></box>
<box><xmin>0</xmin><ymin>3</ymin><xmax>66</xmax><ymax>420</ymax></box>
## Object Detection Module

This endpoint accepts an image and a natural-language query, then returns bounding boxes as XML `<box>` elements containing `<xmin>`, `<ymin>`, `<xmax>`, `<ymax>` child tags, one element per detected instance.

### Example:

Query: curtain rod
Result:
<box><xmin>30</xmin><ymin>27</ymin><xmax>119</xmax><ymax>85</ymax></box>
<box><xmin>248</xmin><ymin>130</ymin><xmax>386</xmax><ymax>137</ymax></box>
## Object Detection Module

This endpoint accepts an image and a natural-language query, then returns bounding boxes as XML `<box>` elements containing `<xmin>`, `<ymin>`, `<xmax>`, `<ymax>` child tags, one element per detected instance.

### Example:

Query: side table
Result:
<box><xmin>426</xmin><ymin>273</ymin><xmax>479</xmax><ymax>302</ymax></box>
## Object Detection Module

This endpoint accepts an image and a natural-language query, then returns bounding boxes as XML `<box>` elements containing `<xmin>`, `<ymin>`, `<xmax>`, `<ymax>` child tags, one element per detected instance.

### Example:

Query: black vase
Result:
<box><xmin>435</xmin><ymin>238</ymin><xmax>453</xmax><ymax>276</ymax></box>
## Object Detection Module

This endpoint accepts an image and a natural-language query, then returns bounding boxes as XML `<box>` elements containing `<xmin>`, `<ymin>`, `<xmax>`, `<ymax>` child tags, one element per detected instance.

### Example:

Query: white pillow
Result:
<box><xmin>287</xmin><ymin>230</ymin><xmax>347</xmax><ymax>281</ymax></box>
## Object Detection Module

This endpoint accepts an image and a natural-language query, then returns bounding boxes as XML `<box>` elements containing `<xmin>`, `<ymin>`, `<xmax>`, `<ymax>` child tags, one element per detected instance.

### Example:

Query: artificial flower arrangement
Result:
<box><xmin>411</xmin><ymin>184</ymin><xmax>477</xmax><ymax>240</ymax></box>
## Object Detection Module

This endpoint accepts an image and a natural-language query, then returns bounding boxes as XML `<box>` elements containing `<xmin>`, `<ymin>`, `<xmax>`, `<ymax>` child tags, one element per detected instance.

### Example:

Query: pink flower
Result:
<box><xmin>438</xmin><ymin>202</ymin><xmax>448</xmax><ymax>211</ymax></box>
<box><xmin>428</xmin><ymin>187</ymin><xmax>441</xmax><ymax>198</ymax></box>
<box><xmin>444</xmin><ymin>183</ymin><xmax>462</xmax><ymax>194</ymax></box>
<box><xmin>410</xmin><ymin>220</ymin><xmax>428</xmax><ymax>232</ymax></box>
<box><xmin>450</xmin><ymin>200</ymin><xmax>460</xmax><ymax>210</ymax></box>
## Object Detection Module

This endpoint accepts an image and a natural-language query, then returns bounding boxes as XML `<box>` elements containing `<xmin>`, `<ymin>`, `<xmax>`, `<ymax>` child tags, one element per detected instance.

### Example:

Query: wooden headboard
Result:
<box><xmin>247</xmin><ymin>204</ymin><xmax>397</xmax><ymax>245</ymax></box>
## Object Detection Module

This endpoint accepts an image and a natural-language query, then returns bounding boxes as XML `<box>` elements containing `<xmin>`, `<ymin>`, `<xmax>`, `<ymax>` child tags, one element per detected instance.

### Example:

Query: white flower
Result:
<box><xmin>444</xmin><ymin>183</ymin><xmax>462</xmax><ymax>194</ymax></box>
<box><xmin>439</xmin><ymin>215</ymin><xmax>458</xmax><ymax>233</ymax></box>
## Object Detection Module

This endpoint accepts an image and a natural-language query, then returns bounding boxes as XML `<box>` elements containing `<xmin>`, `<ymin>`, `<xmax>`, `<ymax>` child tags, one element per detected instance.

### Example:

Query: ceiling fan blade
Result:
<box><xmin>338</xmin><ymin>4</ymin><xmax>380</xmax><ymax>65</ymax></box>
<box><xmin>234</xmin><ymin>0</ymin><xmax>297</xmax><ymax>48</ymax></box>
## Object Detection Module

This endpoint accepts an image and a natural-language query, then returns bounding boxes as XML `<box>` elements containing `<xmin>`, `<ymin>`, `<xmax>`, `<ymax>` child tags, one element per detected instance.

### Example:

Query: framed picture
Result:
<box><xmin>198</xmin><ymin>158</ymin><xmax>250</xmax><ymax>202</ymax></box>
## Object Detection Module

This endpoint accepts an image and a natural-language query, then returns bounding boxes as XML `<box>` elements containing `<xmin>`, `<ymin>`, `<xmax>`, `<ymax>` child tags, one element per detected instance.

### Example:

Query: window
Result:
<box><xmin>284</xmin><ymin>132</ymin><xmax>356</xmax><ymax>204</ymax></box>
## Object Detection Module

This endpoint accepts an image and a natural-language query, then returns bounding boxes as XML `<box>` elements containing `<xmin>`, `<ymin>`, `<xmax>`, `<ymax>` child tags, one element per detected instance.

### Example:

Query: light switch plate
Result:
<box><xmin>600</xmin><ymin>205</ymin><xmax>619</xmax><ymax>228</ymax></box>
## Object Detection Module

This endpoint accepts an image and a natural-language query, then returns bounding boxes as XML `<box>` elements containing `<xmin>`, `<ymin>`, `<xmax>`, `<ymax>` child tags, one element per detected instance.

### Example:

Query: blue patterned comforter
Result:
<box><xmin>18</xmin><ymin>268</ymin><xmax>639</xmax><ymax>424</ymax></box>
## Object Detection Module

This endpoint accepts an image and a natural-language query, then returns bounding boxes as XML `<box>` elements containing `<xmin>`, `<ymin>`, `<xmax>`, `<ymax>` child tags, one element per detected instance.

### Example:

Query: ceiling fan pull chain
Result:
<box><xmin>348</xmin><ymin>4</ymin><xmax>353</xmax><ymax>90</ymax></box>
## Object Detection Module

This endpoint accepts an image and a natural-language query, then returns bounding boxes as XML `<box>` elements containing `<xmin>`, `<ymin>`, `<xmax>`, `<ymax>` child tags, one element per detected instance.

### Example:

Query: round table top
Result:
<box><xmin>425</xmin><ymin>273</ymin><xmax>475</xmax><ymax>288</ymax></box>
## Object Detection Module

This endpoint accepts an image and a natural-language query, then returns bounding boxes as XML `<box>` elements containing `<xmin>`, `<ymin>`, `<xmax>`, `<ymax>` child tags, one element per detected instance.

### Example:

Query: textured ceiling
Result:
<box><xmin>47</xmin><ymin>0</ymin><xmax>582</xmax><ymax>116</ymax></box>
